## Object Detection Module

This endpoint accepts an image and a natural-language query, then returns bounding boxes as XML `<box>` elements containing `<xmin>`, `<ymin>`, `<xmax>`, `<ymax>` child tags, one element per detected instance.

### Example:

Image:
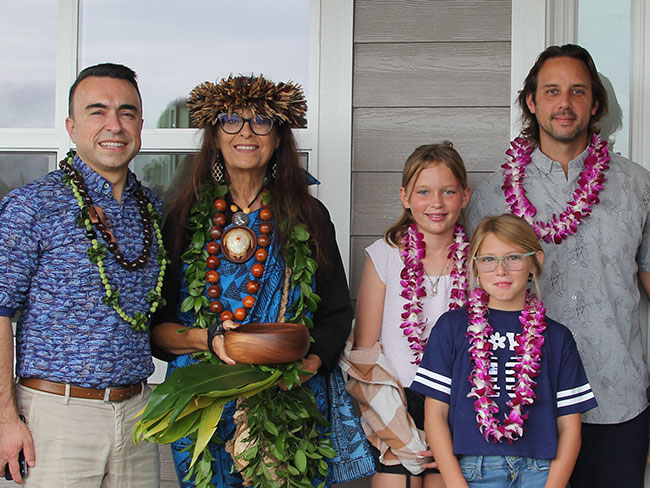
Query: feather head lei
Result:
<box><xmin>187</xmin><ymin>74</ymin><xmax>307</xmax><ymax>128</ymax></box>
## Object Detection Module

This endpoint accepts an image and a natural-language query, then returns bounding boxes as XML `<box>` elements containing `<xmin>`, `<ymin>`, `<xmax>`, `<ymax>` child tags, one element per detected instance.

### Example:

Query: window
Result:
<box><xmin>0</xmin><ymin>1</ymin><xmax>57</xmax><ymax>129</ymax></box>
<box><xmin>0</xmin><ymin>153</ymin><xmax>53</xmax><ymax>199</ymax></box>
<box><xmin>577</xmin><ymin>0</ymin><xmax>631</xmax><ymax>157</ymax></box>
<box><xmin>1</xmin><ymin>0</ymin><xmax>313</xmax><ymax>197</ymax></box>
<box><xmin>0</xmin><ymin>0</ymin><xmax>353</xmax><ymax>256</ymax></box>
<box><xmin>78</xmin><ymin>0</ymin><xmax>310</xmax><ymax>130</ymax></box>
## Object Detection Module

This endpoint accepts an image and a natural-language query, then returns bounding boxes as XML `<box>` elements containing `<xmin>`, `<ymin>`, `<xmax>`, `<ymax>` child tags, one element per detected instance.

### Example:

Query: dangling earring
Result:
<box><xmin>271</xmin><ymin>161</ymin><xmax>277</xmax><ymax>179</ymax></box>
<box><xmin>476</xmin><ymin>276</ymin><xmax>480</xmax><ymax>287</ymax></box>
<box><xmin>528</xmin><ymin>273</ymin><xmax>534</xmax><ymax>283</ymax></box>
<box><xmin>212</xmin><ymin>152</ymin><xmax>224</xmax><ymax>183</ymax></box>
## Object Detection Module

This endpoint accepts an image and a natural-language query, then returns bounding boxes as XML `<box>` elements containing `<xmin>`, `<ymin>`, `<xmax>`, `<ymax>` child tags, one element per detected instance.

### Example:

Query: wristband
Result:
<box><xmin>207</xmin><ymin>321</ymin><xmax>225</xmax><ymax>355</ymax></box>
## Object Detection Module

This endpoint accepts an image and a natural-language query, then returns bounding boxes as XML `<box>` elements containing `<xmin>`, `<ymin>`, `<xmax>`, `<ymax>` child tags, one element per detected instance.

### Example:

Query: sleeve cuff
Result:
<box><xmin>0</xmin><ymin>305</ymin><xmax>15</xmax><ymax>317</ymax></box>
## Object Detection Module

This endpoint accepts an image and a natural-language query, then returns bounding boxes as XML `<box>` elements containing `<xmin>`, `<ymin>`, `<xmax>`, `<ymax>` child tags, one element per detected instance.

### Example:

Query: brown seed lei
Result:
<box><xmin>207</xmin><ymin>193</ymin><xmax>273</xmax><ymax>323</ymax></box>
<box><xmin>59</xmin><ymin>151</ymin><xmax>167</xmax><ymax>331</ymax></box>
<box><xmin>60</xmin><ymin>158</ymin><xmax>156</xmax><ymax>270</ymax></box>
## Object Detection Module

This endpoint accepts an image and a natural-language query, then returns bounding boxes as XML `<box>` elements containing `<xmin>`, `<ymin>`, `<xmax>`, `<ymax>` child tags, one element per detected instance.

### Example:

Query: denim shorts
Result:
<box><xmin>457</xmin><ymin>455</ymin><xmax>550</xmax><ymax>487</ymax></box>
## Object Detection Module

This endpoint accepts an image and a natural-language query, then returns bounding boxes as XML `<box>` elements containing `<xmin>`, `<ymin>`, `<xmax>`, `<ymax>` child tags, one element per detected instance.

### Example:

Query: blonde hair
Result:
<box><xmin>384</xmin><ymin>141</ymin><xmax>469</xmax><ymax>246</ymax></box>
<box><xmin>469</xmin><ymin>214</ymin><xmax>544</xmax><ymax>292</ymax></box>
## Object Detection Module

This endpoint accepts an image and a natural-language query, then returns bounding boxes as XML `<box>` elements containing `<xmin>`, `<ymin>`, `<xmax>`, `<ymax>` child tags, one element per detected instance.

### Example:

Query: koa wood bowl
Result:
<box><xmin>224</xmin><ymin>322</ymin><xmax>310</xmax><ymax>364</ymax></box>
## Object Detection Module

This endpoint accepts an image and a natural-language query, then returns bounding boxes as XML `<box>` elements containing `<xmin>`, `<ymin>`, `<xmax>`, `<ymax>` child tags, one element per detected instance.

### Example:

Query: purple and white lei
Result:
<box><xmin>399</xmin><ymin>223</ymin><xmax>469</xmax><ymax>365</ymax></box>
<box><xmin>502</xmin><ymin>134</ymin><xmax>610</xmax><ymax>244</ymax></box>
<box><xmin>466</xmin><ymin>288</ymin><xmax>547</xmax><ymax>443</ymax></box>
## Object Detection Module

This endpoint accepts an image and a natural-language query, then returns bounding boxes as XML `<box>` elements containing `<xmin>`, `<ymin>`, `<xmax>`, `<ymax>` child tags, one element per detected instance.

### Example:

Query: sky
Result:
<box><xmin>1</xmin><ymin>0</ymin><xmax>310</xmax><ymax>128</ymax></box>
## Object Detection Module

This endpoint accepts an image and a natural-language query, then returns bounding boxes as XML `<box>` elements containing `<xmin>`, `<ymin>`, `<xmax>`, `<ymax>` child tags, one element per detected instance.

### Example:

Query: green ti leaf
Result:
<box><xmin>190</xmin><ymin>401</ymin><xmax>224</xmax><ymax>468</ymax></box>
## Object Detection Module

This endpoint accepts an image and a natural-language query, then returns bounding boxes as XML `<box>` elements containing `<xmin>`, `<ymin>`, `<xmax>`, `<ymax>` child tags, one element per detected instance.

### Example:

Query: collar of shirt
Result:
<box><xmin>72</xmin><ymin>155</ymin><xmax>138</xmax><ymax>199</ymax></box>
<box><xmin>531</xmin><ymin>145</ymin><xmax>589</xmax><ymax>180</ymax></box>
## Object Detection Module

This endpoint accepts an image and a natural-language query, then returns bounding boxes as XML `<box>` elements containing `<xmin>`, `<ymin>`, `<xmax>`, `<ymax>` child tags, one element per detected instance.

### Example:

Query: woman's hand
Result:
<box><xmin>209</xmin><ymin>319</ymin><xmax>240</xmax><ymax>364</ymax></box>
<box><xmin>417</xmin><ymin>448</ymin><xmax>438</xmax><ymax>469</ymax></box>
<box><xmin>299</xmin><ymin>354</ymin><xmax>322</xmax><ymax>383</ymax></box>
<box><xmin>278</xmin><ymin>354</ymin><xmax>322</xmax><ymax>390</ymax></box>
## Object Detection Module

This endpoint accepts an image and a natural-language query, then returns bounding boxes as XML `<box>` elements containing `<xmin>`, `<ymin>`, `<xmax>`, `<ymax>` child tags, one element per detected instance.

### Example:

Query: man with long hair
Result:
<box><xmin>467</xmin><ymin>44</ymin><xmax>650</xmax><ymax>487</ymax></box>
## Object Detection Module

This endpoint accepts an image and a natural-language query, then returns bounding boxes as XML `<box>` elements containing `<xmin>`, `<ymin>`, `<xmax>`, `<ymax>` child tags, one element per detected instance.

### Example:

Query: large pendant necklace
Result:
<box><xmin>206</xmin><ymin>192</ymin><xmax>273</xmax><ymax>323</ymax></box>
<box><xmin>220</xmin><ymin>187</ymin><xmax>266</xmax><ymax>263</ymax></box>
<box><xmin>400</xmin><ymin>223</ymin><xmax>469</xmax><ymax>365</ymax></box>
<box><xmin>501</xmin><ymin>134</ymin><xmax>610</xmax><ymax>244</ymax></box>
<box><xmin>59</xmin><ymin>152</ymin><xmax>167</xmax><ymax>331</ymax></box>
<box><xmin>181</xmin><ymin>181</ymin><xmax>320</xmax><ymax>338</ymax></box>
<box><xmin>466</xmin><ymin>288</ymin><xmax>546</xmax><ymax>443</ymax></box>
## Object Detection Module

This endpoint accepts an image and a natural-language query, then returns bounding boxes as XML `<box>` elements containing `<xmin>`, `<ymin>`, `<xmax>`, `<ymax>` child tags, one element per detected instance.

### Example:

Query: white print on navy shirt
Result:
<box><xmin>487</xmin><ymin>331</ymin><xmax>518</xmax><ymax>398</ymax></box>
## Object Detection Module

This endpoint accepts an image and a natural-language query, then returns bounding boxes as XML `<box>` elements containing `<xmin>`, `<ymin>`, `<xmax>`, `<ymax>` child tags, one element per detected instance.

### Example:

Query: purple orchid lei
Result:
<box><xmin>400</xmin><ymin>223</ymin><xmax>469</xmax><ymax>365</ymax></box>
<box><xmin>501</xmin><ymin>134</ymin><xmax>610</xmax><ymax>244</ymax></box>
<box><xmin>466</xmin><ymin>288</ymin><xmax>547</xmax><ymax>443</ymax></box>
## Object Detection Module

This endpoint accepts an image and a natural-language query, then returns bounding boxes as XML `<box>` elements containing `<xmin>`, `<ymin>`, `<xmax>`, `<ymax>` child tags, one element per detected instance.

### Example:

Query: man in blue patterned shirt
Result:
<box><xmin>0</xmin><ymin>63</ymin><xmax>162</xmax><ymax>487</ymax></box>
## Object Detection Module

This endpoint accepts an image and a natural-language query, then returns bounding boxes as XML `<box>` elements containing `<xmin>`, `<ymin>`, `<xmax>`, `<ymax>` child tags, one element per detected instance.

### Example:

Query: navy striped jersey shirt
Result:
<box><xmin>411</xmin><ymin>307</ymin><xmax>597</xmax><ymax>459</ymax></box>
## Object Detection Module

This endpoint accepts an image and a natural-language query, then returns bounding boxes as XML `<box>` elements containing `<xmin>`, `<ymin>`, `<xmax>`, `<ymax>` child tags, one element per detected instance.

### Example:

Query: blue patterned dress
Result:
<box><xmin>162</xmin><ymin>208</ymin><xmax>374</xmax><ymax>487</ymax></box>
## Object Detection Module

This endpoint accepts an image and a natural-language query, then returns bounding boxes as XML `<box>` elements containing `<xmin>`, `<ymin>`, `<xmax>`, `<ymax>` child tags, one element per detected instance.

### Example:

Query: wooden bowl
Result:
<box><xmin>224</xmin><ymin>322</ymin><xmax>310</xmax><ymax>364</ymax></box>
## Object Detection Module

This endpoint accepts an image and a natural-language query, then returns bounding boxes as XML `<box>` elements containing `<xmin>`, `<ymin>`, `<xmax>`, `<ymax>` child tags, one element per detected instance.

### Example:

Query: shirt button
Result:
<box><xmin>571</xmin><ymin>259</ymin><xmax>577</xmax><ymax>265</ymax></box>
<box><xmin>103</xmin><ymin>183</ymin><xmax>110</xmax><ymax>190</ymax></box>
<box><xmin>571</xmin><ymin>295</ymin><xmax>577</xmax><ymax>300</ymax></box>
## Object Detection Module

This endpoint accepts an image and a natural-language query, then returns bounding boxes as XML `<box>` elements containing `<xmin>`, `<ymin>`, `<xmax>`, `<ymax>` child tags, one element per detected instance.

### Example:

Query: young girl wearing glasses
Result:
<box><xmin>345</xmin><ymin>141</ymin><xmax>471</xmax><ymax>488</ymax></box>
<box><xmin>410</xmin><ymin>214</ymin><xmax>597</xmax><ymax>487</ymax></box>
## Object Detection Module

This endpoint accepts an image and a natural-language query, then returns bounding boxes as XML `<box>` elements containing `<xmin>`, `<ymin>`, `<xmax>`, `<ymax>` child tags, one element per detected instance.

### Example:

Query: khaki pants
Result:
<box><xmin>16</xmin><ymin>383</ymin><xmax>159</xmax><ymax>488</ymax></box>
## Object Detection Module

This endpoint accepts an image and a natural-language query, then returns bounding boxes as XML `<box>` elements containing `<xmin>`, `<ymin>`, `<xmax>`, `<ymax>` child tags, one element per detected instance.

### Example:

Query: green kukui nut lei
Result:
<box><xmin>158</xmin><ymin>181</ymin><xmax>332</xmax><ymax>488</ymax></box>
<box><xmin>60</xmin><ymin>150</ymin><xmax>168</xmax><ymax>331</ymax></box>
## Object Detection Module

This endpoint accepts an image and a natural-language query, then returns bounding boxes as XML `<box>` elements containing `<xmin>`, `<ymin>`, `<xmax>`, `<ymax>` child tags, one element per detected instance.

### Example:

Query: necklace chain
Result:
<box><xmin>229</xmin><ymin>185</ymin><xmax>265</xmax><ymax>216</ymax></box>
<box><xmin>60</xmin><ymin>159</ymin><xmax>155</xmax><ymax>270</ymax></box>
<box><xmin>424</xmin><ymin>258</ymin><xmax>451</xmax><ymax>296</ymax></box>
<box><xmin>466</xmin><ymin>288</ymin><xmax>547</xmax><ymax>443</ymax></box>
<box><xmin>502</xmin><ymin>134</ymin><xmax>610</xmax><ymax>244</ymax></box>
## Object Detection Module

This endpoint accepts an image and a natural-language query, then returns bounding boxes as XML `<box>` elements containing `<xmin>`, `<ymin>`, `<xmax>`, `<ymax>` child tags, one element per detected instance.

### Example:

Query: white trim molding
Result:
<box><xmin>55</xmin><ymin>0</ymin><xmax>78</xmax><ymax>165</ymax></box>
<box><xmin>630</xmin><ymin>0</ymin><xmax>650</xmax><ymax>170</ymax></box>
<box><xmin>510</xmin><ymin>0</ymin><xmax>546</xmax><ymax>138</ymax></box>
<box><xmin>313</xmin><ymin>0</ymin><xmax>353</xmax><ymax>272</ymax></box>
<box><xmin>545</xmin><ymin>0</ymin><xmax>578</xmax><ymax>46</ymax></box>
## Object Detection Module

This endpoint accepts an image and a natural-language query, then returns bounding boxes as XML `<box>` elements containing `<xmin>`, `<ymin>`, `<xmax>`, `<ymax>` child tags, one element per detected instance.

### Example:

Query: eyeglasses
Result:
<box><xmin>217</xmin><ymin>113</ymin><xmax>274</xmax><ymax>135</ymax></box>
<box><xmin>473</xmin><ymin>252</ymin><xmax>535</xmax><ymax>272</ymax></box>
